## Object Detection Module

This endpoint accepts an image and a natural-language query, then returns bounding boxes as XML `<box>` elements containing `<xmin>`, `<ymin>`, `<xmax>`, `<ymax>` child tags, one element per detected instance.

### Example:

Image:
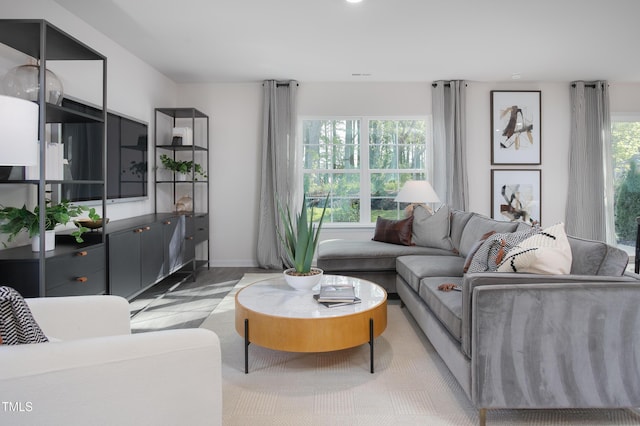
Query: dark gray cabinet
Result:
<box><xmin>107</xmin><ymin>214</ymin><xmax>201</xmax><ymax>299</ymax></box>
<box><xmin>108</xmin><ymin>221</ymin><xmax>164</xmax><ymax>299</ymax></box>
<box><xmin>0</xmin><ymin>242</ymin><xmax>106</xmax><ymax>298</ymax></box>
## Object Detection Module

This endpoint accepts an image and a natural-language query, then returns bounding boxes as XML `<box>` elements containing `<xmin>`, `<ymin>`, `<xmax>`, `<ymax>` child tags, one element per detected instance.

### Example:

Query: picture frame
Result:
<box><xmin>491</xmin><ymin>90</ymin><xmax>541</xmax><ymax>165</ymax></box>
<box><xmin>491</xmin><ymin>169</ymin><xmax>541</xmax><ymax>224</ymax></box>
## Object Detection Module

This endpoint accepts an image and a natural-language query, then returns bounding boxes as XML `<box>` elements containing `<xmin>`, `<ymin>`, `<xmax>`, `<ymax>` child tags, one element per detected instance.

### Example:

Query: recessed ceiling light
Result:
<box><xmin>511</xmin><ymin>72</ymin><xmax>522</xmax><ymax>80</ymax></box>
<box><xmin>346</xmin><ymin>0</ymin><xmax>363</xmax><ymax>3</ymax></box>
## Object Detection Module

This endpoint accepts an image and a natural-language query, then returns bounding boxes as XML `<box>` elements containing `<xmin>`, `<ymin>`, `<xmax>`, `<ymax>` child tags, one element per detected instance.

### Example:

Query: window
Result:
<box><xmin>611</xmin><ymin>117</ymin><xmax>640</xmax><ymax>247</ymax></box>
<box><xmin>302</xmin><ymin>117</ymin><xmax>429</xmax><ymax>224</ymax></box>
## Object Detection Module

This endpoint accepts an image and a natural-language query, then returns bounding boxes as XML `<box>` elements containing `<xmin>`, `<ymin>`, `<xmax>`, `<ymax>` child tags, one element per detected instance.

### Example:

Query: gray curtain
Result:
<box><xmin>256</xmin><ymin>80</ymin><xmax>299</xmax><ymax>269</ymax></box>
<box><xmin>431</xmin><ymin>80</ymin><xmax>468</xmax><ymax>211</ymax></box>
<box><xmin>566</xmin><ymin>81</ymin><xmax>616</xmax><ymax>243</ymax></box>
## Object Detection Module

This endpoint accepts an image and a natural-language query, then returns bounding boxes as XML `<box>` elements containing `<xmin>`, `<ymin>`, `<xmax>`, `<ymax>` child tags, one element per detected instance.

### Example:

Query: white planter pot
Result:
<box><xmin>283</xmin><ymin>268</ymin><xmax>323</xmax><ymax>291</ymax></box>
<box><xmin>31</xmin><ymin>230</ymin><xmax>55</xmax><ymax>252</ymax></box>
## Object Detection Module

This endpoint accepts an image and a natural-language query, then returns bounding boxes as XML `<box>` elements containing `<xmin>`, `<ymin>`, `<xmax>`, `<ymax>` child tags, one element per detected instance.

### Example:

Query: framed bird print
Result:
<box><xmin>491</xmin><ymin>90</ymin><xmax>541</xmax><ymax>165</ymax></box>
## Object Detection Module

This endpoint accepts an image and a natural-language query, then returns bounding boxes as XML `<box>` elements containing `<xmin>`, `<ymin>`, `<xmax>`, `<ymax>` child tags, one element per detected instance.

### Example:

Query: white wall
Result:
<box><xmin>177</xmin><ymin>83</ymin><xmax>262</xmax><ymax>266</ymax></box>
<box><xmin>0</xmin><ymin>0</ymin><xmax>177</xmax><ymax>248</ymax></box>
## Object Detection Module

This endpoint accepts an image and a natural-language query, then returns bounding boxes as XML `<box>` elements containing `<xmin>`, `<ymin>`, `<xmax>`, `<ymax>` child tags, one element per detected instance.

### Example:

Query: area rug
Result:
<box><xmin>200</xmin><ymin>274</ymin><xmax>640</xmax><ymax>426</ymax></box>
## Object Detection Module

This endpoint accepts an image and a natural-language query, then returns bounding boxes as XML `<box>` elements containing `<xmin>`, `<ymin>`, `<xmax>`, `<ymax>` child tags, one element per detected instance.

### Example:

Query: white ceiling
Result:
<box><xmin>54</xmin><ymin>0</ymin><xmax>640</xmax><ymax>84</ymax></box>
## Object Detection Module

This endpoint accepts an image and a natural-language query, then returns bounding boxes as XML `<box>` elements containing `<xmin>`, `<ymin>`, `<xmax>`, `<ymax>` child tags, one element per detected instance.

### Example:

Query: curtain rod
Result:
<box><xmin>261</xmin><ymin>82</ymin><xmax>300</xmax><ymax>87</ymax></box>
<box><xmin>571</xmin><ymin>83</ymin><xmax>597</xmax><ymax>88</ymax></box>
<box><xmin>432</xmin><ymin>83</ymin><xmax>450</xmax><ymax>87</ymax></box>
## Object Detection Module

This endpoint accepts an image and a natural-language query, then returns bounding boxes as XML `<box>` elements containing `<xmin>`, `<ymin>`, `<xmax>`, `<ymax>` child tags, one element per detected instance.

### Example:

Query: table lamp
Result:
<box><xmin>395</xmin><ymin>180</ymin><xmax>440</xmax><ymax>216</ymax></box>
<box><xmin>0</xmin><ymin>94</ymin><xmax>38</xmax><ymax>167</ymax></box>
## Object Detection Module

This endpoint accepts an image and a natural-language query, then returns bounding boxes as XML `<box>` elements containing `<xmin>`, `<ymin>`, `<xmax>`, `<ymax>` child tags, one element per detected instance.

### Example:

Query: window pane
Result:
<box><xmin>303</xmin><ymin>119</ymin><xmax>360</xmax><ymax>170</ymax></box>
<box><xmin>612</xmin><ymin>121</ymin><xmax>640</xmax><ymax>246</ymax></box>
<box><xmin>328</xmin><ymin>198</ymin><xmax>359</xmax><ymax>223</ymax></box>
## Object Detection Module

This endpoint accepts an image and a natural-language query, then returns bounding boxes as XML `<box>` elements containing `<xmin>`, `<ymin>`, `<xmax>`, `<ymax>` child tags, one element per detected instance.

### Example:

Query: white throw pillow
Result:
<box><xmin>497</xmin><ymin>222</ymin><xmax>572</xmax><ymax>274</ymax></box>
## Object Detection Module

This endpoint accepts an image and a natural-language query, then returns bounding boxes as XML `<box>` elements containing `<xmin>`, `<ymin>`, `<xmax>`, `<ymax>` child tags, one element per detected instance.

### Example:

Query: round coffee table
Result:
<box><xmin>235</xmin><ymin>274</ymin><xmax>387</xmax><ymax>373</ymax></box>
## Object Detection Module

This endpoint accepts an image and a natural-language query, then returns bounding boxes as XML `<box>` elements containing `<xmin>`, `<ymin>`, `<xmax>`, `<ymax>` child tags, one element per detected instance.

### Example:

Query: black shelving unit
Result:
<box><xmin>154</xmin><ymin>107</ymin><xmax>210</xmax><ymax>279</ymax></box>
<box><xmin>0</xmin><ymin>19</ymin><xmax>107</xmax><ymax>297</ymax></box>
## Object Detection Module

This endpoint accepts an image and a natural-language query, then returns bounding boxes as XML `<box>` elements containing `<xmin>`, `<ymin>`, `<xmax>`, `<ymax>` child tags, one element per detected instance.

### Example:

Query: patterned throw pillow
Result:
<box><xmin>466</xmin><ymin>226</ymin><xmax>541</xmax><ymax>273</ymax></box>
<box><xmin>497</xmin><ymin>222</ymin><xmax>572</xmax><ymax>274</ymax></box>
<box><xmin>0</xmin><ymin>286</ymin><xmax>49</xmax><ymax>345</ymax></box>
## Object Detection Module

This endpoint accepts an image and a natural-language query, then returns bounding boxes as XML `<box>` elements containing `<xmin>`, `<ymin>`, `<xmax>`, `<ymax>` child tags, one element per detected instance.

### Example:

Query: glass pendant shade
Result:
<box><xmin>2</xmin><ymin>64</ymin><xmax>64</xmax><ymax>105</ymax></box>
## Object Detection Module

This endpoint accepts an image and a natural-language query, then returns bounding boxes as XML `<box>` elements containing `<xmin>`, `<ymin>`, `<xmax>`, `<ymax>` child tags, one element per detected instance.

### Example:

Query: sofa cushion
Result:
<box><xmin>318</xmin><ymin>239</ymin><xmax>450</xmax><ymax>272</ymax></box>
<box><xmin>450</xmin><ymin>210</ymin><xmax>474</xmax><ymax>251</ymax></box>
<box><xmin>568</xmin><ymin>236</ymin><xmax>629</xmax><ymax>276</ymax></box>
<box><xmin>372</xmin><ymin>215</ymin><xmax>414</xmax><ymax>246</ymax></box>
<box><xmin>497</xmin><ymin>222</ymin><xmax>572</xmax><ymax>274</ymax></box>
<box><xmin>411</xmin><ymin>205</ymin><xmax>454</xmax><ymax>251</ymax></box>
<box><xmin>418</xmin><ymin>277</ymin><xmax>463</xmax><ymax>342</ymax></box>
<box><xmin>396</xmin><ymin>255</ymin><xmax>465</xmax><ymax>292</ymax></box>
<box><xmin>467</xmin><ymin>227</ymin><xmax>541</xmax><ymax>273</ymax></box>
<box><xmin>457</xmin><ymin>214</ymin><xmax>519</xmax><ymax>257</ymax></box>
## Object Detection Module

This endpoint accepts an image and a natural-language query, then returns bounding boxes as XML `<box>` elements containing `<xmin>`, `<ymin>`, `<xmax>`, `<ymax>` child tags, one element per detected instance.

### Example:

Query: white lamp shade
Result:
<box><xmin>394</xmin><ymin>180</ymin><xmax>441</xmax><ymax>204</ymax></box>
<box><xmin>0</xmin><ymin>95</ymin><xmax>38</xmax><ymax>166</ymax></box>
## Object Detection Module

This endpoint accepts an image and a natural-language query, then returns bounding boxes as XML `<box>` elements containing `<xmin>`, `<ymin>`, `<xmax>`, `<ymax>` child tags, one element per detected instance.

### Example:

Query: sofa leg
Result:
<box><xmin>479</xmin><ymin>408</ymin><xmax>486</xmax><ymax>426</ymax></box>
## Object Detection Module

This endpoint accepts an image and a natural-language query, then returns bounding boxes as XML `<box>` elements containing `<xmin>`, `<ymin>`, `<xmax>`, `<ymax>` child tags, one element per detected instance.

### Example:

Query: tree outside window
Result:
<box><xmin>612</xmin><ymin>120</ymin><xmax>640</xmax><ymax>245</ymax></box>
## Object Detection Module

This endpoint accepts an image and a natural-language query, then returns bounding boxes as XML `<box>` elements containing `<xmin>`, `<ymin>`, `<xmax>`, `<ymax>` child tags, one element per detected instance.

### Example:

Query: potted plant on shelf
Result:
<box><xmin>159</xmin><ymin>154</ymin><xmax>207</xmax><ymax>180</ymax></box>
<box><xmin>277</xmin><ymin>193</ymin><xmax>329</xmax><ymax>291</ymax></box>
<box><xmin>0</xmin><ymin>200</ymin><xmax>100</xmax><ymax>251</ymax></box>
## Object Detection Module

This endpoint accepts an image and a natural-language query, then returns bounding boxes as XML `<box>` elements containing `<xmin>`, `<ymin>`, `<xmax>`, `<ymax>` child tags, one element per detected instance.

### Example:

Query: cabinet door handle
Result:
<box><xmin>164</xmin><ymin>221</ymin><xmax>171</xmax><ymax>225</ymax></box>
<box><xmin>198</xmin><ymin>227</ymin><xmax>206</xmax><ymax>231</ymax></box>
<box><xmin>134</xmin><ymin>228</ymin><xmax>143</xmax><ymax>233</ymax></box>
<box><xmin>76</xmin><ymin>277</ymin><xmax>88</xmax><ymax>283</ymax></box>
<box><xmin>144</xmin><ymin>226</ymin><xmax>151</xmax><ymax>231</ymax></box>
<box><xmin>186</xmin><ymin>236</ymin><xmax>194</xmax><ymax>240</ymax></box>
<box><xmin>76</xmin><ymin>251</ymin><xmax>88</xmax><ymax>257</ymax></box>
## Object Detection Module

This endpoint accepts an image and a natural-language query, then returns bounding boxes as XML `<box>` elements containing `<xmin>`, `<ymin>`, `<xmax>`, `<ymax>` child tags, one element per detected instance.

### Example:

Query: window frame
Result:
<box><xmin>299</xmin><ymin>115</ymin><xmax>430</xmax><ymax>227</ymax></box>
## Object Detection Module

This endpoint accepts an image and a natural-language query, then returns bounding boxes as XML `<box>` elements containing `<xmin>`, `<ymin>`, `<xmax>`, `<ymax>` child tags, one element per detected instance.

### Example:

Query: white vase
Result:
<box><xmin>31</xmin><ymin>230</ymin><xmax>55</xmax><ymax>252</ymax></box>
<box><xmin>283</xmin><ymin>268</ymin><xmax>323</xmax><ymax>291</ymax></box>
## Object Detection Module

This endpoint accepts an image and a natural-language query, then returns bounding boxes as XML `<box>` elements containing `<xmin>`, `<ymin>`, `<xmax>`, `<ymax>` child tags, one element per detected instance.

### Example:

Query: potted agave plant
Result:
<box><xmin>277</xmin><ymin>193</ymin><xmax>328</xmax><ymax>291</ymax></box>
<box><xmin>0</xmin><ymin>200</ymin><xmax>100</xmax><ymax>251</ymax></box>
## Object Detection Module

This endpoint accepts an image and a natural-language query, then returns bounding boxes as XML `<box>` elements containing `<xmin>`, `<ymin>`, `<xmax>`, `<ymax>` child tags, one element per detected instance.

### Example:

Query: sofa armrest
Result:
<box><xmin>26</xmin><ymin>295</ymin><xmax>131</xmax><ymax>340</ymax></box>
<box><xmin>0</xmin><ymin>328</ymin><xmax>222</xmax><ymax>426</ymax></box>
<box><xmin>469</xmin><ymin>281</ymin><xmax>640</xmax><ymax>409</ymax></box>
<box><xmin>460</xmin><ymin>272</ymin><xmax>635</xmax><ymax>357</ymax></box>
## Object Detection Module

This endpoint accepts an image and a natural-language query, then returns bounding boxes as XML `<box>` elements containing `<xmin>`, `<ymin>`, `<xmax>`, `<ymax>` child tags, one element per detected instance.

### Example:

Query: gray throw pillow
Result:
<box><xmin>411</xmin><ymin>205</ymin><xmax>454</xmax><ymax>251</ymax></box>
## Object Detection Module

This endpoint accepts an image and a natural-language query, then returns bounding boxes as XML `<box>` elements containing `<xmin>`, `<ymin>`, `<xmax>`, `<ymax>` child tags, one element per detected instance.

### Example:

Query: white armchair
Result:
<box><xmin>0</xmin><ymin>295</ymin><xmax>222</xmax><ymax>426</ymax></box>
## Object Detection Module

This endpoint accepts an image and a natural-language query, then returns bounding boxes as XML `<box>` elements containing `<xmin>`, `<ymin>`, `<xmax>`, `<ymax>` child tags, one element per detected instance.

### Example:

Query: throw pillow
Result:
<box><xmin>372</xmin><ymin>215</ymin><xmax>414</xmax><ymax>246</ymax></box>
<box><xmin>0</xmin><ymin>286</ymin><xmax>48</xmax><ymax>345</ymax></box>
<box><xmin>462</xmin><ymin>231</ymin><xmax>496</xmax><ymax>273</ymax></box>
<box><xmin>466</xmin><ymin>226</ymin><xmax>541</xmax><ymax>273</ymax></box>
<box><xmin>497</xmin><ymin>222</ymin><xmax>572</xmax><ymax>274</ymax></box>
<box><xmin>411</xmin><ymin>205</ymin><xmax>454</xmax><ymax>251</ymax></box>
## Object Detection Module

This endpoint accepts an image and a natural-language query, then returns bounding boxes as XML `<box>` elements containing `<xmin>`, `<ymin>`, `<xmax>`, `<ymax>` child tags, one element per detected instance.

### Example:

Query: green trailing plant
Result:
<box><xmin>277</xmin><ymin>193</ymin><xmax>329</xmax><ymax>274</ymax></box>
<box><xmin>159</xmin><ymin>154</ymin><xmax>207</xmax><ymax>180</ymax></box>
<box><xmin>0</xmin><ymin>199</ymin><xmax>100</xmax><ymax>246</ymax></box>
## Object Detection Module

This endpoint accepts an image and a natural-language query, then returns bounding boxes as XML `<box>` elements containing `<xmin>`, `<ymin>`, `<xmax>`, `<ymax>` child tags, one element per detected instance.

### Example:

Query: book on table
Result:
<box><xmin>316</xmin><ymin>283</ymin><xmax>356</xmax><ymax>303</ymax></box>
<box><xmin>313</xmin><ymin>294</ymin><xmax>361</xmax><ymax>308</ymax></box>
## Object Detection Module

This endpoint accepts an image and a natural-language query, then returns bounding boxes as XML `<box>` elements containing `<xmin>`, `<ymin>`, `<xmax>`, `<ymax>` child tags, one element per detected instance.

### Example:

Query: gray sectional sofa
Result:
<box><xmin>318</xmin><ymin>206</ymin><xmax>640</xmax><ymax>425</ymax></box>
